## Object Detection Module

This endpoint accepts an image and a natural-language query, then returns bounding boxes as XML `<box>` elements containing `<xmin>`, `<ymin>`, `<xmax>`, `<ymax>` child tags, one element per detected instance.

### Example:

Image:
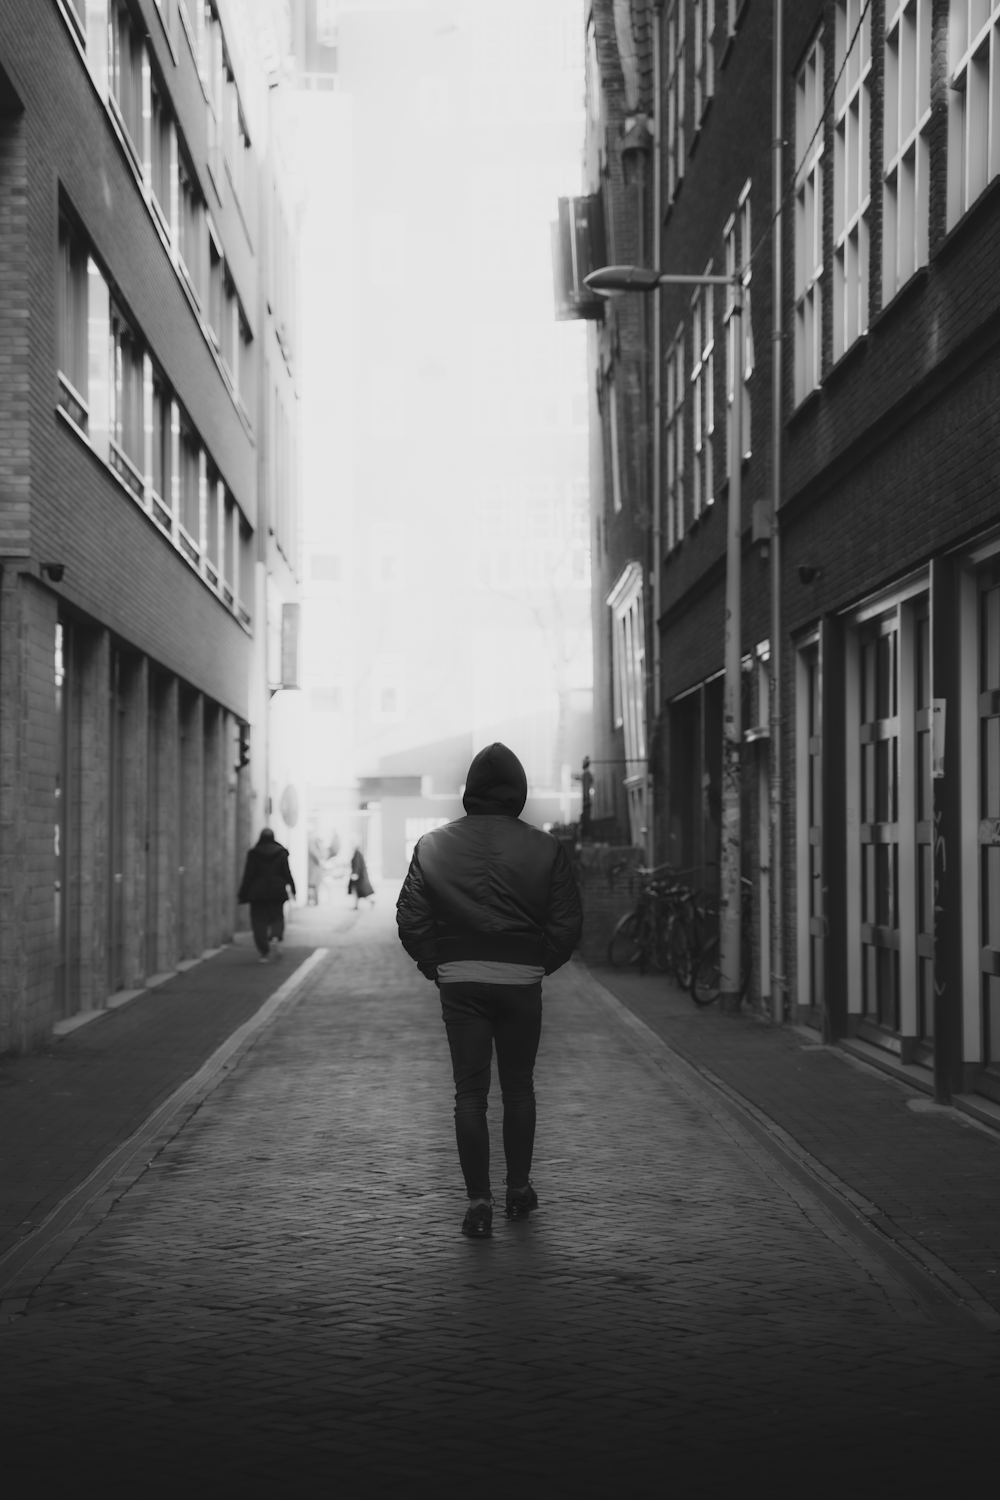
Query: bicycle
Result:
<box><xmin>686</xmin><ymin>877</ymin><xmax>754</xmax><ymax>1006</ymax></box>
<box><xmin>606</xmin><ymin>866</ymin><xmax>697</xmax><ymax>987</ymax></box>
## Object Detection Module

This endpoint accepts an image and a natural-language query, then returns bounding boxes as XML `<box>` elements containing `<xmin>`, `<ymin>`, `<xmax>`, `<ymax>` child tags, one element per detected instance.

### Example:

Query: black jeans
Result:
<box><xmin>439</xmin><ymin>981</ymin><xmax>542</xmax><ymax>1200</ymax></box>
<box><xmin>250</xmin><ymin>901</ymin><xmax>285</xmax><ymax>956</ymax></box>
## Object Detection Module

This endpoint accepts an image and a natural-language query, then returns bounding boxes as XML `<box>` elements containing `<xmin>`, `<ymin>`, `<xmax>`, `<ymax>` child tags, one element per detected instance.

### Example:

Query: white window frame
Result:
<box><xmin>691</xmin><ymin>270</ymin><xmax>715</xmax><ymax>518</ymax></box>
<box><xmin>694</xmin><ymin>0</ymin><xmax>716</xmax><ymax>125</ymax></box>
<box><xmin>883</xmin><ymin>0</ymin><xmax>932</xmax><ymax>302</ymax></box>
<box><xmin>947</xmin><ymin>1</ymin><xmax>1000</xmax><ymax>229</ymax></box>
<box><xmin>608</xmin><ymin>373</ymin><xmax>623</xmax><ymax>514</ymax></box>
<box><xmin>54</xmin><ymin>0</ymin><xmax>253</xmax><ymax>438</ymax></box>
<box><xmin>607</xmin><ymin>561</ymin><xmax>649</xmax><ymax>851</ymax></box>
<box><xmin>725</xmin><ymin>180</ymin><xmax>753</xmax><ymax>472</ymax></box>
<box><xmin>833</xmin><ymin>0</ymin><xmax>872</xmax><ymax>361</ymax></box>
<box><xmin>795</xmin><ymin>32</ymin><xmax>824</xmax><ymax>403</ymax></box>
<box><xmin>666</xmin><ymin>1</ymin><xmax>686</xmax><ymax>202</ymax></box>
<box><xmin>665</xmin><ymin>322</ymin><xmax>686</xmax><ymax>550</ymax></box>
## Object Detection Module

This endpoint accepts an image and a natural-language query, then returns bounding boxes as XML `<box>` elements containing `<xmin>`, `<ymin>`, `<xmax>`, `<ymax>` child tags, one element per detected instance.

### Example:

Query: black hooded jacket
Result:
<box><xmin>238</xmin><ymin>836</ymin><xmax>296</xmax><ymax>905</ymax></box>
<box><xmin>396</xmin><ymin>743</ymin><xmax>583</xmax><ymax>982</ymax></box>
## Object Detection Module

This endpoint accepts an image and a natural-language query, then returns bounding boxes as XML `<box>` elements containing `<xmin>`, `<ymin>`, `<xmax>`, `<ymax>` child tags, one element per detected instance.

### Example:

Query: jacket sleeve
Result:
<box><xmin>284</xmin><ymin>857</ymin><xmax>296</xmax><ymax>897</ymax></box>
<box><xmin>542</xmin><ymin>842</ymin><xmax>583</xmax><ymax>975</ymax></box>
<box><xmin>396</xmin><ymin>843</ymin><xmax>439</xmax><ymax>982</ymax></box>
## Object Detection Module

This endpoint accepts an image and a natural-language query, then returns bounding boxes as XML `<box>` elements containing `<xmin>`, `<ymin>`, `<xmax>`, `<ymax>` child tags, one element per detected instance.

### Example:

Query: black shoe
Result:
<box><xmin>504</xmin><ymin>1182</ymin><xmax>539</xmax><ymax>1220</ymax></box>
<box><xmin>461</xmin><ymin>1200</ymin><xmax>493</xmax><ymax>1239</ymax></box>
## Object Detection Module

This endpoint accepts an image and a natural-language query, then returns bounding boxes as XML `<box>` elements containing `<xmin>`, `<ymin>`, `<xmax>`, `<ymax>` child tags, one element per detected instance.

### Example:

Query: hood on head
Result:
<box><xmin>463</xmin><ymin>742</ymin><xmax>527</xmax><ymax>818</ymax></box>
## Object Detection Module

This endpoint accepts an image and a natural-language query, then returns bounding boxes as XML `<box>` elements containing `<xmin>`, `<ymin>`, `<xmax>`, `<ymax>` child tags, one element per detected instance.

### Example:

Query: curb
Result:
<box><xmin>0</xmin><ymin>948</ymin><xmax>329</xmax><ymax>1312</ymax></box>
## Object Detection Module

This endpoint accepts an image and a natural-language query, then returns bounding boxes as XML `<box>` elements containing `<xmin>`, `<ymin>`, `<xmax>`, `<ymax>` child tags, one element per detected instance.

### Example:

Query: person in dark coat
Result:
<box><xmin>237</xmin><ymin>829</ymin><xmax>296</xmax><ymax>962</ymax></box>
<box><xmin>396</xmin><ymin>742</ymin><xmax>582</xmax><ymax>1240</ymax></box>
<box><xmin>348</xmin><ymin>846</ymin><xmax>374</xmax><ymax>909</ymax></box>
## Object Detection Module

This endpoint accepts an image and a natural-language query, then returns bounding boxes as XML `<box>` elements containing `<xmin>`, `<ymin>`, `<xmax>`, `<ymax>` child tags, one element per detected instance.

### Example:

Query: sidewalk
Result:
<box><xmin>594</xmin><ymin>963</ymin><xmax>1000</xmax><ymax>1316</ymax></box>
<box><xmin>0</xmin><ymin>914</ymin><xmax>328</xmax><ymax>1261</ymax></box>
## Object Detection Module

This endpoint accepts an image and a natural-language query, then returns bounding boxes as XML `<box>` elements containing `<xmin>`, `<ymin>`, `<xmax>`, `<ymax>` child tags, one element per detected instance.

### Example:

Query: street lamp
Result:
<box><xmin>584</xmin><ymin>263</ymin><xmax>745</xmax><ymax>1010</ymax></box>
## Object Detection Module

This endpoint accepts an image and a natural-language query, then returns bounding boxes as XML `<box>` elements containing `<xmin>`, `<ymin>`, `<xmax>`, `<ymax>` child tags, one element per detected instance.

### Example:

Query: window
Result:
<box><xmin>833</xmin><ymin>0</ymin><xmax>872</xmax><ymax>361</ymax></box>
<box><xmin>883</xmin><ymin>2</ymin><xmax>931</xmax><ymax>302</ymax></box>
<box><xmin>221</xmin><ymin>277</ymin><xmax>237</xmax><ymax>380</ymax></box>
<box><xmin>110</xmin><ymin>2</ymin><xmax>145</xmax><ymax>161</ymax></box>
<box><xmin>230</xmin><ymin>107</ymin><xmax>250</xmax><ymax>207</ymax></box>
<box><xmin>238</xmin><ymin>516</ymin><xmax>254</xmax><ymax>625</ymax></box>
<box><xmin>57</xmin><ymin>217</ymin><xmax>89</xmax><ymax>424</ymax></box>
<box><xmin>691</xmin><ymin>274</ymin><xmax>715</xmax><ymax>517</ymax></box>
<box><xmin>947</xmin><ymin>1</ymin><xmax>1000</xmax><ymax>228</ymax></box>
<box><xmin>204</xmin><ymin>467</ymin><xmax>221</xmax><ymax>584</ymax></box>
<box><xmin>178</xmin><ymin>413</ymin><xmax>201</xmax><ymax>559</ymax></box>
<box><xmin>150</xmin><ymin>80</ymin><xmax>173</xmax><ymax>225</ymax></box>
<box><xmin>694</xmin><ymin>0</ymin><xmax>715</xmax><ymax>124</ymax></box>
<box><xmin>666</xmin><ymin>2</ymin><xmax>686</xmax><ymax>201</ymax></box>
<box><xmin>178</xmin><ymin>150</ymin><xmax>205</xmax><ymax>303</ymax></box>
<box><xmin>725</xmin><ymin>181</ymin><xmax>753</xmax><ymax>470</ymax></box>
<box><xmin>608</xmin><ymin>562</ymin><xmax>648</xmax><ymax>849</ymax></box>
<box><xmin>223</xmin><ymin>493</ymin><xmax>237</xmax><ymax>604</ymax></box>
<box><xmin>794</xmin><ymin>33</ymin><xmax>824</xmax><ymax>403</ymax></box>
<box><xmin>665</xmin><ymin>324</ymin><xmax>685</xmax><ymax>549</ymax></box>
<box><xmin>53</xmin><ymin>204</ymin><xmax>250</xmax><ymax>614</ymax></box>
<box><xmin>151</xmin><ymin>370</ymin><xmax>173</xmax><ymax>528</ymax></box>
<box><xmin>608</xmin><ymin>374</ymin><xmax>623</xmax><ymax>514</ymax></box>
<box><xmin>110</xmin><ymin>307</ymin><xmax>144</xmax><ymax>494</ymax></box>
<box><xmin>208</xmin><ymin>234</ymin><xmax>223</xmax><ymax>347</ymax></box>
<box><xmin>587</xmin><ymin>16</ymin><xmax>601</xmax><ymax>124</ymax></box>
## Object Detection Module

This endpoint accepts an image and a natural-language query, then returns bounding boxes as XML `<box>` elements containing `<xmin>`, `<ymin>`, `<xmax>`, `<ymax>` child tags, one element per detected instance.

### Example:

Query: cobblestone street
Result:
<box><xmin>2</xmin><ymin>903</ymin><xmax>998</xmax><ymax>1497</ymax></box>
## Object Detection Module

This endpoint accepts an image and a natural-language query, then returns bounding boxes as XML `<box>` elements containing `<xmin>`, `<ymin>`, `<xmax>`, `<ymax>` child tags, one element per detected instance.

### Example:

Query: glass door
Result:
<box><xmin>108</xmin><ymin>649</ymin><xmax>126</xmax><ymax>993</ymax></box>
<box><xmin>914</xmin><ymin>605</ymin><xmax>935</xmax><ymax>1054</ymax></box>
<box><xmin>53</xmin><ymin>623</ymin><xmax>68</xmax><ymax>1016</ymax></box>
<box><xmin>979</xmin><ymin>572</ymin><xmax>1000</xmax><ymax>1077</ymax></box>
<box><xmin>858</xmin><ymin>613</ymin><xmax>901</xmax><ymax>1036</ymax></box>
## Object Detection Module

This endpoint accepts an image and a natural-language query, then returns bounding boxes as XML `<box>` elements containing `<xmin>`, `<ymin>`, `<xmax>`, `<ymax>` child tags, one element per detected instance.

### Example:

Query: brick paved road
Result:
<box><xmin>1</xmin><ymin>904</ymin><xmax>998</xmax><ymax>1497</ymax></box>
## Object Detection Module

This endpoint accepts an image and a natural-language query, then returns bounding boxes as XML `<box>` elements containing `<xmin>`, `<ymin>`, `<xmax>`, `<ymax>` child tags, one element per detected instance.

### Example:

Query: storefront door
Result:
<box><xmin>978</xmin><ymin>569</ymin><xmax>1000</xmax><ymax>1078</ymax></box>
<box><xmin>858</xmin><ymin>613</ymin><xmax>901</xmax><ymax>1036</ymax></box>
<box><xmin>846</xmin><ymin>587</ymin><xmax>932</xmax><ymax>1059</ymax></box>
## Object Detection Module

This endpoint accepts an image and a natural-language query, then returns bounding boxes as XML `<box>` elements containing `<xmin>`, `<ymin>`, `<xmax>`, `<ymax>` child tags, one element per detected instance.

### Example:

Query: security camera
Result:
<box><xmin>798</xmin><ymin>564</ymin><xmax>821</xmax><ymax>585</ymax></box>
<box><xmin>41</xmin><ymin>562</ymin><xmax>66</xmax><ymax>583</ymax></box>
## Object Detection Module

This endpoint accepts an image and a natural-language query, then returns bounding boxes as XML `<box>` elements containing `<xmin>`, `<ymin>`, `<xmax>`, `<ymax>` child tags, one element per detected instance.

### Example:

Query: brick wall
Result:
<box><xmin>0</xmin><ymin>106</ymin><xmax>29</xmax><ymax>557</ymax></box>
<box><xmin>0</xmin><ymin>570</ymin><xmax>58</xmax><ymax>1051</ymax></box>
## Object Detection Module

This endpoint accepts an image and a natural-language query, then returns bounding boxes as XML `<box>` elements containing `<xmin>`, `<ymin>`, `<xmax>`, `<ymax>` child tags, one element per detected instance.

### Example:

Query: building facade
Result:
<box><xmin>580</xmin><ymin>0</ymin><xmax>1000</xmax><ymax>1108</ymax></box>
<box><xmin>0</xmin><ymin>0</ymin><xmax>301</xmax><ymax>1052</ymax></box>
<box><xmin>580</xmin><ymin>0</ymin><xmax>658</xmax><ymax>852</ymax></box>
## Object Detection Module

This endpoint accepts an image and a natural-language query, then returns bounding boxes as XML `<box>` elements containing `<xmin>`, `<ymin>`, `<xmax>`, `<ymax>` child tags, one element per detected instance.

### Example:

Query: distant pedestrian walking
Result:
<box><xmin>307</xmin><ymin>834</ymin><xmax>326</xmax><ymax>906</ymax></box>
<box><xmin>238</xmin><ymin>829</ymin><xmax>296</xmax><ymax>962</ymax></box>
<box><xmin>348</xmin><ymin>846</ymin><xmax>374</xmax><ymax>909</ymax></box>
<box><xmin>396</xmin><ymin>742</ymin><xmax>582</xmax><ymax>1239</ymax></box>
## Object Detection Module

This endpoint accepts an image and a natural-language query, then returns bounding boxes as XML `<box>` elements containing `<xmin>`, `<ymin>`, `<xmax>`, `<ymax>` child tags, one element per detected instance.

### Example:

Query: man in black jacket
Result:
<box><xmin>396</xmin><ymin>743</ymin><xmax>582</xmax><ymax>1239</ymax></box>
<box><xmin>237</xmin><ymin>829</ymin><xmax>296</xmax><ymax>962</ymax></box>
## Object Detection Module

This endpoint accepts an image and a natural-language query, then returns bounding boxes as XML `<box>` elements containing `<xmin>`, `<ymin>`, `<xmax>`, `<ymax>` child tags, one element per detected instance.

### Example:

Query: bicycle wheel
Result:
<box><xmin>690</xmin><ymin>935</ymin><xmax>722</xmax><ymax>1005</ymax></box>
<box><xmin>659</xmin><ymin>913</ymin><xmax>692</xmax><ymax>988</ymax></box>
<box><xmin>607</xmin><ymin>911</ymin><xmax>643</xmax><ymax>968</ymax></box>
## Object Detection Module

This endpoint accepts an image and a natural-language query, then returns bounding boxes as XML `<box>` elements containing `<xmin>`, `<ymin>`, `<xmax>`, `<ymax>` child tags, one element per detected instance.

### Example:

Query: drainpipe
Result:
<box><xmin>651</xmin><ymin>1</ymin><xmax>663</xmax><ymax>863</ymax></box>
<box><xmin>770</xmin><ymin>0</ymin><xmax>786</xmax><ymax>1024</ymax></box>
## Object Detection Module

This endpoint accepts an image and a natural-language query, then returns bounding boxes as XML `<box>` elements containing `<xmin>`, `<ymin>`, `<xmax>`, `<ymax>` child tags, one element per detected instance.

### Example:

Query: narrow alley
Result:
<box><xmin>2</xmin><ymin>904</ymin><xmax>997</xmax><ymax>1496</ymax></box>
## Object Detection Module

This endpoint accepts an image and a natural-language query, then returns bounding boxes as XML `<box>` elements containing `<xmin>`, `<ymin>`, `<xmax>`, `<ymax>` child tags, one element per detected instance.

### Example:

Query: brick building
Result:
<box><xmin>578</xmin><ymin>1</ymin><xmax>1000</xmax><ymax>1109</ymax></box>
<box><xmin>0</xmin><ymin>0</ymin><xmax>301</xmax><ymax>1051</ymax></box>
<box><xmin>578</xmin><ymin>0</ymin><xmax>657</xmax><ymax>852</ymax></box>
